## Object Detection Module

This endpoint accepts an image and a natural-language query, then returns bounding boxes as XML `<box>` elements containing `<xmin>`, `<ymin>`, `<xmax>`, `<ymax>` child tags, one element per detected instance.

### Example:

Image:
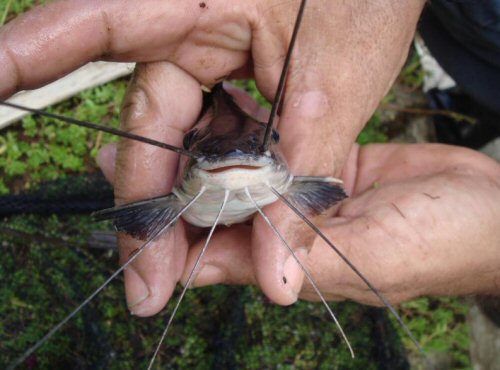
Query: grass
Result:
<box><xmin>400</xmin><ymin>297</ymin><xmax>471</xmax><ymax>369</ymax></box>
<box><xmin>0</xmin><ymin>1</ymin><xmax>472</xmax><ymax>369</ymax></box>
<box><xmin>0</xmin><ymin>82</ymin><xmax>127</xmax><ymax>194</ymax></box>
<box><xmin>0</xmin><ymin>80</ymin><xmax>405</xmax><ymax>369</ymax></box>
<box><xmin>1</xmin><ymin>217</ymin><xmax>403</xmax><ymax>369</ymax></box>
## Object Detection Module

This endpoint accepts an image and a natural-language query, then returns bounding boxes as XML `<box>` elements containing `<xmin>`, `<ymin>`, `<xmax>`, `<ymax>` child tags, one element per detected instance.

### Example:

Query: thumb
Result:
<box><xmin>250</xmin><ymin>202</ymin><xmax>310</xmax><ymax>305</ymax></box>
<box><xmin>112</xmin><ymin>61</ymin><xmax>202</xmax><ymax>316</ymax></box>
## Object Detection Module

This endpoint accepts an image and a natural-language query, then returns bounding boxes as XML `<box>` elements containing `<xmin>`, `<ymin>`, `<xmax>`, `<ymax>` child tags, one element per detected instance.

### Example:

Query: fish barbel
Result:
<box><xmin>94</xmin><ymin>82</ymin><xmax>346</xmax><ymax>236</ymax></box>
<box><xmin>0</xmin><ymin>0</ymin><xmax>428</xmax><ymax>366</ymax></box>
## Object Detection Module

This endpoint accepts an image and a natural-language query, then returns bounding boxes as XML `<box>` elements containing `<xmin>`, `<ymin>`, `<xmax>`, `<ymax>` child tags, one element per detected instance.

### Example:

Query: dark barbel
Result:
<box><xmin>261</xmin><ymin>0</ymin><xmax>308</xmax><ymax>151</ymax></box>
<box><xmin>269</xmin><ymin>186</ymin><xmax>429</xmax><ymax>361</ymax></box>
<box><xmin>0</xmin><ymin>100</ymin><xmax>198</xmax><ymax>159</ymax></box>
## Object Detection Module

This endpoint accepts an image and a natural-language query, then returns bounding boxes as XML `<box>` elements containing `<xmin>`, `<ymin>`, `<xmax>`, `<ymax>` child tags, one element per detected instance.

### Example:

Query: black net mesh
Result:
<box><xmin>0</xmin><ymin>173</ymin><xmax>114</xmax><ymax>216</ymax></box>
<box><xmin>0</xmin><ymin>174</ymin><xmax>410</xmax><ymax>369</ymax></box>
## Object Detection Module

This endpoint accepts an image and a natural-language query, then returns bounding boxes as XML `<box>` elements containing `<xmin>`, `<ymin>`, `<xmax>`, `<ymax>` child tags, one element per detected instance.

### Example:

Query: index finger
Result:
<box><xmin>0</xmin><ymin>0</ymin><xmax>253</xmax><ymax>97</ymax></box>
<box><xmin>114</xmin><ymin>61</ymin><xmax>203</xmax><ymax>316</ymax></box>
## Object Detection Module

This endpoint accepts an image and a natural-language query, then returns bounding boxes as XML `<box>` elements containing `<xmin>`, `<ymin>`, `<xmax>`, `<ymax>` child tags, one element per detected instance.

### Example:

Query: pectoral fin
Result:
<box><xmin>93</xmin><ymin>194</ymin><xmax>182</xmax><ymax>240</ymax></box>
<box><xmin>285</xmin><ymin>176</ymin><xmax>347</xmax><ymax>215</ymax></box>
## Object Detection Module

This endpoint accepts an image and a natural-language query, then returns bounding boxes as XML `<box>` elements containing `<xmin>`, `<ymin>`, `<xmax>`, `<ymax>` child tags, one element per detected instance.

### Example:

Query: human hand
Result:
<box><xmin>185</xmin><ymin>143</ymin><xmax>500</xmax><ymax>304</ymax></box>
<box><xmin>0</xmin><ymin>0</ymin><xmax>426</xmax><ymax>314</ymax></box>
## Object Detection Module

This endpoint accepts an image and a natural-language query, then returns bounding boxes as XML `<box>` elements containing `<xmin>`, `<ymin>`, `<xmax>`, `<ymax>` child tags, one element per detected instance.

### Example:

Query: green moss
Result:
<box><xmin>0</xmin><ymin>2</ymin><xmax>471</xmax><ymax>367</ymax></box>
<box><xmin>1</xmin><ymin>217</ymin><xmax>407</xmax><ymax>369</ymax></box>
<box><xmin>397</xmin><ymin>297</ymin><xmax>471</xmax><ymax>369</ymax></box>
<box><xmin>357</xmin><ymin>111</ymin><xmax>388</xmax><ymax>145</ymax></box>
<box><xmin>0</xmin><ymin>73</ymin><xmax>471</xmax><ymax>368</ymax></box>
<box><xmin>399</xmin><ymin>52</ymin><xmax>427</xmax><ymax>91</ymax></box>
<box><xmin>0</xmin><ymin>80</ymin><xmax>127</xmax><ymax>194</ymax></box>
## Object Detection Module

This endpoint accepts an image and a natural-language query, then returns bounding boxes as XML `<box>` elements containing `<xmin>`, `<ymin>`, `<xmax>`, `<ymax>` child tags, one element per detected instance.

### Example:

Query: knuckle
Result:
<box><xmin>121</xmin><ymin>66</ymin><xmax>153</xmax><ymax>126</ymax></box>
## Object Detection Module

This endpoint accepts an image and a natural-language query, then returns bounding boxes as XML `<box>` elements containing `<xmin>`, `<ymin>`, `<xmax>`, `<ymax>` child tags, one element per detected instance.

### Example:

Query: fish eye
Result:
<box><xmin>271</xmin><ymin>129</ymin><xmax>280</xmax><ymax>143</ymax></box>
<box><xmin>183</xmin><ymin>129</ymin><xmax>198</xmax><ymax>150</ymax></box>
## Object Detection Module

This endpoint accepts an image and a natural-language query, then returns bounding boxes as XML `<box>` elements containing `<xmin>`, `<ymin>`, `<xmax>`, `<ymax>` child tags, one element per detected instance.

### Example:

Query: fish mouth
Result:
<box><xmin>196</xmin><ymin>156</ymin><xmax>274</xmax><ymax>173</ymax></box>
<box><xmin>204</xmin><ymin>164</ymin><xmax>264</xmax><ymax>174</ymax></box>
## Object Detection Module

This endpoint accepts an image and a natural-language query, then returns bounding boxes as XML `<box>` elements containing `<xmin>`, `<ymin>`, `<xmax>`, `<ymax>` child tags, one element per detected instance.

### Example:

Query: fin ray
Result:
<box><xmin>93</xmin><ymin>194</ymin><xmax>182</xmax><ymax>240</ymax></box>
<box><xmin>286</xmin><ymin>176</ymin><xmax>347</xmax><ymax>214</ymax></box>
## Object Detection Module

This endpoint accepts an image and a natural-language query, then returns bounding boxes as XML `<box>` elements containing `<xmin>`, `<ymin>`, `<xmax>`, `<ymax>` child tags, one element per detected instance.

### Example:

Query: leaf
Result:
<box><xmin>5</xmin><ymin>160</ymin><xmax>27</xmax><ymax>176</ymax></box>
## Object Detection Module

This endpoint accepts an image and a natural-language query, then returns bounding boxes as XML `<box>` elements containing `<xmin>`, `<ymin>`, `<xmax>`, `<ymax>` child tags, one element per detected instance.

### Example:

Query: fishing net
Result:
<box><xmin>0</xmin><ymin>173</ymin><xmax>114</xmax><ymax>216</ymax></box>
<box><xmin>0</xmin><ymin>174</ymin><xmax>409</xmax><ymax>369</ymax></box>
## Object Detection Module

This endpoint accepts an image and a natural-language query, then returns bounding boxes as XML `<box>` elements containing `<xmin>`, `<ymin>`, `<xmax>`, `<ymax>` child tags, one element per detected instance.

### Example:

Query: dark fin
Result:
<box><xmin>93</xmin><ymin>194</ymin><xmax>182</xmax><ymax>240</ymax></box>
<box><xmin>194</xmin><ymin>83</ymin><xmax>221</xmax><ymax>123</ymax></box>
<box><xmin>285</xmin><ymin>176</ymin><xmax>347</xmax><ymax>215</ymax></box>
<box><xmin>245</xmin><ymin>187</ymin><xmax>354</xmax><ymax>358</ymax></box>
<box><xmin>213</xmin><ymin>82</ymin><xmax>257</xmax><ymax>122</ymax></box>
<box><xmin>7</xmin><ymin>189</ymin><xmax>204</xmax><ymax>370</ymax></box>
<box><xmin>269</xmin><ymin>186</ymin><xmax>428</xmax><ymax>361</ymax></box>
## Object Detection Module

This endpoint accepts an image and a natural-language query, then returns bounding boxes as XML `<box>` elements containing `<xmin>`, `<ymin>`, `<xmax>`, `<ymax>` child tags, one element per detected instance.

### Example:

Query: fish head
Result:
<box><xmin>178</xmin><ymin>84</ymin><xmax>288</xmax><ymax>188</ymax></box>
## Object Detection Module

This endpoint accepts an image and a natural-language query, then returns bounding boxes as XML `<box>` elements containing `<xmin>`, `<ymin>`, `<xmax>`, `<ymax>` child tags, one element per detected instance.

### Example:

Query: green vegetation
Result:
<box><xmin>399</xmin><ymin>297</ymin><xmax>471</xmax><ymax>369</ymax></box>
<box><xmin>399</xmin><ymin>52</ymin><xmax>427</xmax><ymax>92</ymax></box>
<box><xmin>0</xmin><ymin>1</ymin><xmax>471</xmax><ymax>369</ymax></box>
<box><xmin>356</xmin><ymin>111</ymin><xmax>388</xmax><ymax>145</ymax></box>
<box><xmin>1</xmin><ymin>214</ymin><xmax>405</xmax><ymax>369</ymax></box>
<box><xmin>0</xmin><ymin>0</ymin><xmax>48</xmax><ymax>26</ymax></box>
<box><xmin>0</xmin><ymin>78</ymin><xmax>406</xmax><ymax>368</ymax></box>
<box><xmin>0</xmin><ymin>81</ymin><xmax>127</xmax><ymax>194</ymax></box>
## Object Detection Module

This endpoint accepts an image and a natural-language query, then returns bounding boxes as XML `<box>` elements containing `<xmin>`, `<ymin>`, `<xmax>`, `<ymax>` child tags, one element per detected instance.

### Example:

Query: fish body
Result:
<box><xmin>174</xmin><ymin>161</ymin><xmax>292</xmax><ymax>227</ymax></box>
<box><xmin>95</xmin><ymin>83</ymin><xmax>346</xmax><ymax>237</ymax></box>
<box><xmin>0</xmin><ymin>0</ymin><xmax>426</xmax><ymax>367</ymax></box>
<box><xmin>174</xmin><ymin>83</ymin><xmax>292</xmax><ymax>227</ymax></box>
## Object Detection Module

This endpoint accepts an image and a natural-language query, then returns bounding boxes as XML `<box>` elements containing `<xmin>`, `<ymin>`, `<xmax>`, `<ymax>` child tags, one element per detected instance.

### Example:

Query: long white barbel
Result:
<box><xmin>245</xmin><ymin>187</ymin><xmax>355</xmax><ymax>358</ymax></box>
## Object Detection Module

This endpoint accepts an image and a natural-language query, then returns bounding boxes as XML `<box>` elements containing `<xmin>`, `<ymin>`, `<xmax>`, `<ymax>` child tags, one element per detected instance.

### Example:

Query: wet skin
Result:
<box><xmin>2</xmin><ymin>0</ymin><xmax>499</xmax><ymax>319</ymax></box>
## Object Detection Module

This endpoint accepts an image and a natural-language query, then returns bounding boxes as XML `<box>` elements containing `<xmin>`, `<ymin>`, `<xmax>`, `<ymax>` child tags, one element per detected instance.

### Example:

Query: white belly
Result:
<box><xmin>173</xmin><ymin>165</ymin><xmax>292</xmax><ymax>227</ymax></box>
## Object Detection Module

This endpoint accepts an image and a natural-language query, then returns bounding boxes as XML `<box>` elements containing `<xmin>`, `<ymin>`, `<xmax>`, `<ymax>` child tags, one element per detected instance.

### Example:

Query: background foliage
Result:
<box><xmin>0</xmin><ymin>1</ymin><xmax>471</xmax><ymax>369</ymax></box>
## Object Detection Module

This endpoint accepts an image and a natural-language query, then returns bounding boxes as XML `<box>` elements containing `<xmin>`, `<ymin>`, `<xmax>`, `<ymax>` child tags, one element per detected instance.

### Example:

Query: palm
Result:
<box><xmin>2</xmin><ymin>0</ymin><xmax>428</xmax><ymax>314</ymax></box>
<box><xmin>183</xmin><ymin>144</ymin><xmax>500</xmax><ymax>306</ymax></box>
<box><xmin>297</xmin><ymin>144</ymin><xmax>500</xmax><ymax>304</ymax></box>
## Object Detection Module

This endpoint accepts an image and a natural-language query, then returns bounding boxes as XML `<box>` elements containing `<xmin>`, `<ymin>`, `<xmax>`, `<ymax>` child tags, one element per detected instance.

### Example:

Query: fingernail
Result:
<box><xmin>125</xmin><ymin>267</ymin><xmax>150</xmax><ymax>315</ymax></box>
<box><xmin>96</xmin><ymin>143</ymin><xmax>116</xmax><ymax>169</ymax></box>
<box><xmin>283</xmin><ymin>248</ymin><xmax>308</xmax><ymax>299</ymax></box>
<box><xmin>190</xmin><ymin>264</ymin><xmax>226</xmax><ymax>288</ymax></box>
<box><xmin>96</xmin><ymin>143</ymin><xmax>117</xmax><ymax>183</ymax></box>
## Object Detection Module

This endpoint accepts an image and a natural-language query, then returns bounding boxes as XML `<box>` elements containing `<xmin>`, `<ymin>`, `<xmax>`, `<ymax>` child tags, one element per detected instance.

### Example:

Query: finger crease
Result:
<box><xmin>100</xmin><ymin>10</ymin><xmax>114</xmax><ymax>57</ymax></box>
<box><xmin>351</xmin><ymin>144</ymin><xmax>361</xmax><ymax>194</ymax></box>
<box><xmin>4</xmin><ymin>46</ymin><xmax>22</xmax><ymax>92</ymax></box>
